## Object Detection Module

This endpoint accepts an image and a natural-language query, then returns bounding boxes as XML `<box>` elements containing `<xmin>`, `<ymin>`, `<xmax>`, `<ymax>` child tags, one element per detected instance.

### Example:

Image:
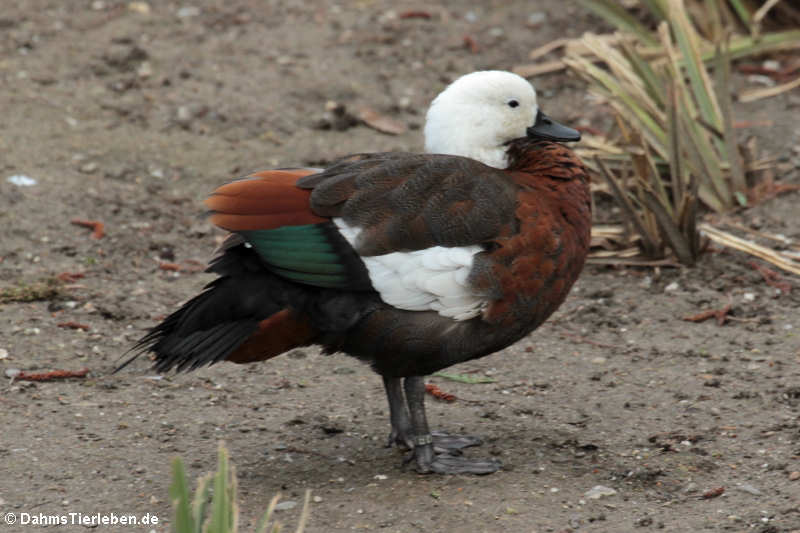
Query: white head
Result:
<box><xmin>424</xmin><ymin>71</ymin><xmax>539</xmax><ymax>169</ymax></box>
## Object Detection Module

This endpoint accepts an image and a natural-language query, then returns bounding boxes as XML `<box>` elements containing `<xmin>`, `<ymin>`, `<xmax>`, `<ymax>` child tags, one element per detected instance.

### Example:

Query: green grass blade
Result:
<box><xmin>209</xmin><ymin>444</ymin><xmax>232</xmax><ymax>533</ymax></box>
<box><xmin>294</xmin><ymin>490</ymin><xmax>312</xmax><ymax>533</ymax></box>
<box><xmin>255</xmin><ymin>494</ymin><xmax>281</xmax><ymax>533</ymax></box>
<box><xmin>666</xmin><ymin>80</ymin><xmax>684</xmax><ymax>209</ymax></box>
<box><xmin>433</xmin><ymin>371</ymin><xmax>496</xmax><ymax>384</ymax></box>
<box><xmin>714</xmin><ymin>36</ymin><xmax>746</xmax><ymax>202</ymax></box>
<box><xmin>669</xmin><ymin>0</ymin><xmax>723</xmax><ymax>131</ymax></box>
<box><xmin>722</xmin><ymin>29</ymin><xmax>800</xmax><ymax>61</ymax></box>
<box><xmin>641</xmin><ymin>188</ymin><xmax>695</xmax><ymax>265</ymax></box>
<box><xmin>594</xmin><ymin>156</ymin><xmax>661</xmax><ymax>257</ymax></box>
<box><xmin>639</xmin><ymin>0</ymin><xmax>668</xmax><ymax>20</ymax></box>
<box><xmin>619</xmin><ymin>40</ymin><xmax>666</xmax><ymax>109</ymax></box>
<box><xmin>170</xmin><ymin>458</ymin><xmax>196</xmax><ymax>533</ymax></box>
<box><xmin>726</xmin><ymin>0</ymin><xmax>752</xmax><ymax>28</ymax></box>
<box><xmin>192</xmin><ymin>474</ymin><xmax>212</xmax><ymax>533</ymax></box>
<box><xmin>580</xmin><ymin>0</ymin><xmax>659</xmax><ymax>46</ymax></box>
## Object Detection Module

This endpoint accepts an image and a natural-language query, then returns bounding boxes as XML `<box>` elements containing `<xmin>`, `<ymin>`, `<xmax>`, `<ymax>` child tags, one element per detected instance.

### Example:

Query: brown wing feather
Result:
<box><xmin>206</xmin><ymin>169</ymin><xmax>327</xmax><ymax>232</ymax></box>
<box><xmin>296</xmin><ymin>154</ymin><xmax>518</xmax><ymax>255</ymax></box>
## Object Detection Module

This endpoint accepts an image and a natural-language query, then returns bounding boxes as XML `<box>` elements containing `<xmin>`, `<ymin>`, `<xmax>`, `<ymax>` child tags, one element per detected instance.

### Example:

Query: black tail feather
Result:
<box><xmin>115</xmin><ymin>242</ymin><xmax>381</xmax><ymax>374</ymax></box>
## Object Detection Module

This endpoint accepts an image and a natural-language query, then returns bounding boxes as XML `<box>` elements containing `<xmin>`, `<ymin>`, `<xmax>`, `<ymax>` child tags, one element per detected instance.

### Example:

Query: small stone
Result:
<box><xmin>747</xmin><ymin>74</ymin><xmax>775</xmax><ymax>87</ymax></box>
<box><xmin>176</xmin><ymin>105</ymin><xmax>193</xmax><ymax>123</ymax></box>
<box><xmin>313</xmin><ymin>495</ymin><xmax>323</xmax><ymax>503</ymax></box>
<box><xmin>7</xmin><ymin>174</ymin><xmax>37</xmax><ymax>186</ymax></box>
<box><xmin>137</xmin><ymin>60</ymin><xmax>153</xmax><ymax>78</ymax></box>
<box><xmin>80</xmin><ymin>162</ymin><xmax>99</xmax><ymax>174</ymax></box>
<box><xmin>128</xmin><ymin>2</ymin><xmax>151</xmax><ymax>15</ymax></box>
<box><xmin>0</xmin><ymin>348</ymin><xmax>8</xmax><ymax>359</ymax></box>
<box><xmin>585</xmin><ymin>485</ymin><xmax>617</xmax><ymax>499</ymax></box>
<box><xmin>23</xmin><ymin>327</ymin><xmax>41</xmax><ymax>336</ymax></box>
<box><xmin>5</xmin><ymin>368</ymin><xmax>21</xmax><ymax>378</ymax></box>
<box><xmin>374</xmin><ymin>474</ymin><xmax>388</xmax><ymax>480</ymax></box>
<box><xmin>789</xmin><ymin>471</ymin><xmax>800</xmax><ymax>481</ymax></box>
<box><xmin>736</xmin><ymin>483</ymin><xmax>762</xmax><ymax>496</ymax></box>
<box><xmin>743</xmin><ymin>292</ymin><xmax>755</xmax><ymax>302</ymax></box>
<box><xmin>664</xmin><ymin>281</ymin><xmax>679</xmax><ymax>292</ymax></box>
<box><xmin>91</xmin><ymin>0</ymin><xmax>105</xmax><ymax>10</ymax></box>
<box><xmin>527</xmin><ymin>12</ymin><xmax>547</xmax><ymax>25</ymax></box>
<box><xmin>177</xmin><ymin>5</ymin><xmax>200</xmax><ymax>18</ymax></box>
<box><xmin>591</xmin><ymin>357</ymin><xmax>607</xmax><ymax>364</ymax></box>
<box><xmin>274</xmin><ymin>501</ymin><xmax>297</xmax><ymax>511</ymax></box>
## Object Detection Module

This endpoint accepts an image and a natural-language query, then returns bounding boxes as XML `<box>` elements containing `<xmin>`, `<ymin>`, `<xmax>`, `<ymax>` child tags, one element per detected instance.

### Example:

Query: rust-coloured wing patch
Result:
<box><xmin>227</xmin><ymin>309</ymin><xmax>315</xmax><ymax>364</ymax></box>
<box><xmin>206</xmin><ymin>169</ymin><xmax>327</xmax><ymax>232</ymax></box>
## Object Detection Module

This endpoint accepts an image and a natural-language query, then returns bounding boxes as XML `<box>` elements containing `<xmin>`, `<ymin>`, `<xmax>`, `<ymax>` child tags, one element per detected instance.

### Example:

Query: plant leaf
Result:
<box><xmin>433</xmin><ymin>372</ymin><xmax>496</xmax><ymax>384</ymax></box>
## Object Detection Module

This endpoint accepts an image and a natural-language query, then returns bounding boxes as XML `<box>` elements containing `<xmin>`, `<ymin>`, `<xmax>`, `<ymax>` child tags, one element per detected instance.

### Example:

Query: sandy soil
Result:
<box><xmin>1</xmin><ymin>1</ymin><xmax>799</xmax><ymax>532</ymax></box>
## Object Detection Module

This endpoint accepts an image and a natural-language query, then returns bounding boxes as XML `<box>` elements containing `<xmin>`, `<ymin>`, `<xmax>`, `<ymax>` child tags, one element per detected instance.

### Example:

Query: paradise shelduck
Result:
<box><xmin>119</xmin><ymin>70</ymin><xmax>591</xmax><ymax>474</ymax></box>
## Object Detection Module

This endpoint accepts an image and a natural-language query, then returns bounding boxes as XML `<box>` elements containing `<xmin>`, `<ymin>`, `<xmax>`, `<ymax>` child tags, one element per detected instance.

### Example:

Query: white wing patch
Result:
<box><xmin>334</xmin><ymin>219</ymin><xmax>487</xmax><ymax>320</ymax></box>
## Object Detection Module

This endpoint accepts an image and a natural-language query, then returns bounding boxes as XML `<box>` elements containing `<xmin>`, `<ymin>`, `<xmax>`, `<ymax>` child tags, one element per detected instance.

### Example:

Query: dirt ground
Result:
<box><xmin>1</xmin><ymin>1</ymin><xmax>799</xmax><ymax>532</ymax></box>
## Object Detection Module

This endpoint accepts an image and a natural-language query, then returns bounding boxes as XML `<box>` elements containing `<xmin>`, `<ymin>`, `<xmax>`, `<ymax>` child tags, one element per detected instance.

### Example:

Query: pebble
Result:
<box><xmin>313</xmin><ymin>496</ymin><xmax>323</xmax><ymax>503</ymax></box>
<box><xmin>0</xmin><ymin>348</ymin><xmax>8</xmax><ymax>360</ymax></box>
<box><xmin>591</xmin><ymin>357</ymin><xmax>607</xmax><ymax>364</ymax></box>
<box><xmin>137</xmin><ymin>61</ymin><xmax>153</xmax><ymax>78</ymax></box>
<box><xmin>128</xmin><ymin>2</ymin><xmax>151</xmax><ymax>15</ymax></box>
<box><xmin>664</xmin><ymin>281</ymin><xmax>679</xmax><ymax>292</ymax></box>
<box><xmin>177</xmin><ymin>6</ymin><xmax>200</xmax><ymax>18</ymax></box>
<box><xmin>789</xmin><ymin>471</ymin><xmax>800</xmax><ymax>481</ymax></box>
<box><xmin>747</xmin><ymin>74</ymin><xmax>775</xmax><ymax>87</ymax></box>
<box><xmin>274</xmin><ymin>501</ymin><xmax>297</xmax><ymax>511</ymax></box>
<box><xmin>585</xmin><ymin>485</ymin><xmax>617</xmax><ymax>499</ymax></box>
<box><xmin>79</xmin><ymin>162</ymin><xmax>99</xmax><ymax>174</ymax></box>
<box><xmin>176</xmin><ymin>105</ymin><xmax>193</xmax><ymax>124</ymax></box>
<box><xmin>736</xmin><ymin>483</ymin><xmax>762</xmax><ymax>496</ymax></box>
<box><xmin>5</xmin><ymin>368</ymin><xmax>21</xmax><ymax>378</ymax></box>
<box><xmin>528</xmin><ymin>12</ymin><xmax>547</xmax><ymax>25</ymax></box>
<box><xmin>6</xmin><ymin>174</ymin><xmax>37</xmax><ymax>186</ymax></box>
<box><xmin>743</xmin><ymin>292</ymin><xmax>755</xmax><ymax>302</ymax></box>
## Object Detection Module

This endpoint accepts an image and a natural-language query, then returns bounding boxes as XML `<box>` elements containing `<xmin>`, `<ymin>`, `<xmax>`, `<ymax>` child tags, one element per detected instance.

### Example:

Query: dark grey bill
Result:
<box><xmin>526</xmin><ymin>110</ymin><xmax>581</xmax><ymax>142</ymax></box>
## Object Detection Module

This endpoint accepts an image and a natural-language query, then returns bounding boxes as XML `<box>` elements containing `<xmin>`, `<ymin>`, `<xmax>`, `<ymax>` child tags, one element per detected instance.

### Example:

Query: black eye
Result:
<box><xmin>507</xmin><ymin>100</ymin><xmax>519</xmax><ymax>108</ymax></box>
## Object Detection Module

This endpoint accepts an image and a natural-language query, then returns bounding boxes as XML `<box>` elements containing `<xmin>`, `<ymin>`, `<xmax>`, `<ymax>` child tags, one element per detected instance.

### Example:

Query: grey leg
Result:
<box><xmin>383</xmin><ymin>376</ymin><xmax>413</xmax><ymax>448</ymax></box>
<box><xmin>382</xmin><ymin>376</ymin><xmax>483</xmax><ymax>452</ymax></box>
<box><xmin>403</xmin><ymin>376</ymin><xmax>501</xmax><ymax>475</ymax></box>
